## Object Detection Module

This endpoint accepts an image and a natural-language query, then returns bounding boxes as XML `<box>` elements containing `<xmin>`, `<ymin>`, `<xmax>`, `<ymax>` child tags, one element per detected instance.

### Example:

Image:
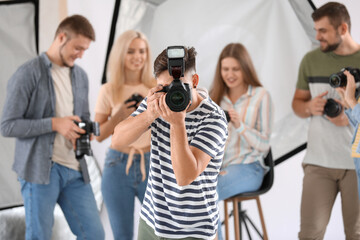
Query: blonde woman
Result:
<box><xmin>94</xmin><ymin>30</ymin><xmax>155</xmax><ymax>240</ymax></box>
<box><xmin>209</xmin><ymin>43</ymin><xmax>273</xmax><ymax>240</ymax></box>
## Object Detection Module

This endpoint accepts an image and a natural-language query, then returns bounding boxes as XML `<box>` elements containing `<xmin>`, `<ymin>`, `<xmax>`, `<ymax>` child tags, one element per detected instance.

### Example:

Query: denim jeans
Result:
<box><xmin>216</xmin><ymin>161</ymin><xmax>264</xmax><ymax>240</ymax></box>
<box><xmin>354</xmin><ymin>158</ymin><xmax>360</xmax><ymax>198</ymax></box>
<box><xmin>102</xmin><ymin>148</ymin><xmax>150</xmax><ymax>240</ymax></box>
<box><xmin>19</xmin><ymin>163</ymin><xmax>104</xmax><ymax>240</ymax></box>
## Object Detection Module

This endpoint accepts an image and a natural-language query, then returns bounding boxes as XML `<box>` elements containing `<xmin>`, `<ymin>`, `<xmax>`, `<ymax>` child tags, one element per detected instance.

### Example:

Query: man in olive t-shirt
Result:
<box><xmin>292</xmin><ymin>2</ymin><xmax>360</xmax><ymax>240</ymax></box>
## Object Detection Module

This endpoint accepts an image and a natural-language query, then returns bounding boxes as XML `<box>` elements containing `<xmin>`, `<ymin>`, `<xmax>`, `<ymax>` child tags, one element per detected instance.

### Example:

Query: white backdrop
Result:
<box><xmin>0</xmin><ymin>1</ymin><xmax>37</xmax><ymax>209</ymax></box>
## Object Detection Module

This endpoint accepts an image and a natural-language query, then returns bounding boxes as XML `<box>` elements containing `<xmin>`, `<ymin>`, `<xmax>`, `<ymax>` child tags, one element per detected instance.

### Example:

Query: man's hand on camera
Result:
<box><xmin>325</xmin><ymin>107</ymin><xmax>349</xmax><ymax>126</ymax></box>
<box><xmin>344</xmin><ymin>70</ymin><xmax>358</xmax><ymax>109</ymax></box>
<box><xmin>146</xmin><ymin>85</ymin><xmax>165</xmax><ymax>121</ymax></box>
<box><xmin>335</xmin><ymin>87</ymin><xmax>351</xmax><ymax>109</ymax></box>
<box><xmin>157</xmin><ymin>94</ymin><xmax>188</xmax><ymax>125</ymax></box>
<box><xmin>308</xmin><ymin>91</ymin><xmax>328</xmax><ymax>116</ymax></box>
<box><xmin>52</xmin><ymin>115</ymin><xmax>86</xmax><ymax>141</ymax></box>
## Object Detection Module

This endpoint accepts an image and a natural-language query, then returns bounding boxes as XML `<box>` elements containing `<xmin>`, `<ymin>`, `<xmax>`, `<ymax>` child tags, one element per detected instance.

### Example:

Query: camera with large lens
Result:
<box><xmin>125</xmin><ymin>93</ymin><xmax>144</xmax><ymax>109</ymax></box>
<box><xmin>324</xmin><ymin>99</ymin><xmax>343</xmax><ymax>118</ymax></box>
<box><xmin>324</xmin><ymin>89</ymin><xmax>360</xmax><ymax>118</ymax></box>
<box><xmin>329</xmin><ymin>67</ymin><xmax>360</xmax><ymax>88</ymax></box>
<box><xmin>157</xmin><ymin>46</ymin><xmax>192</xmax><ymax>112</ymax></box>
<box><xmin>73</xmin><ymin>120</ymin><xmax>100</xmax><ymax>159</ymax></box>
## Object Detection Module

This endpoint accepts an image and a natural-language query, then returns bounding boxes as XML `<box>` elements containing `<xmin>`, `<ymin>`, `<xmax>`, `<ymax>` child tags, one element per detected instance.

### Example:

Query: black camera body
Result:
<box><xmin>125</xmin><ymin>93</ymin><xmax>144</xmax><ymax>109</ymax></box>
<box><xmin>157</xmin><ymin>46</ymin><xmax>192</xmax><ymax>112</ymax></box>
<box><xmin>223</xmin><ymin>110</ymin><xmax>231</xmax><ymax>122</ymax></box>
<box><xmin>325</xmin><ymin>67</ymin><xmax>360</xmax><ymax>118</ymax></box>
<box><xmin>324</xmin><ymin>89</ymin><xmax>360</xmax><ymax>118</ymax></box>
<box><xmin>74</xmin><ymin>120</ymin><xmax>100</xmax><ymax>159</ymax></box>
<box><xmin>324</xmin><ymin>99</ymin><xmax>343</xmax><ymax>118</ymax></box>
<box><xmin>329</xmin><ymin>67</ymin><xmax>360</xmax><ymax>88</ymax></box>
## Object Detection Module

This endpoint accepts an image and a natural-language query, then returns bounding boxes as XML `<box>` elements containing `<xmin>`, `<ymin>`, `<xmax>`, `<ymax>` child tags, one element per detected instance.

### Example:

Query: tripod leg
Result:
<box><xmin>243</xmin><ymin>212</ymin><xmax>262</xmax><ymax>238</ymax></box>
<box><xmin>238</xmin><ymin>202</ymin><xmax>242</xmax><ymax>240</ymax></box>
<box><xmin>241</xmin><ymin>211</ymin><xmax>253</xmax><ymax>240</ymax></box>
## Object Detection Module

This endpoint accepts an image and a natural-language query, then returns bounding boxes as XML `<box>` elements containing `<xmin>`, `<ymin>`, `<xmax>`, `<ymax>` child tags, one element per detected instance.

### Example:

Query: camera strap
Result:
<box><xmin>78</xmin><ymin>158</ymin><xmax>90</xmax><ymax>184</ymax></box>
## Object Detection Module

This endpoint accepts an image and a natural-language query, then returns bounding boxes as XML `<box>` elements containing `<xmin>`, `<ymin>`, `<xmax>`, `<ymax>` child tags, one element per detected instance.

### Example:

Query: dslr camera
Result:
<box><xmin>329</xmin><ymin>67</ymin><xmax>360</xmax><ymax>88</ymax></box>
<box><xmin>223</xmin><ymin>110</ymin><xmax>231</xmax><ymax>122</ymax></box>
<box><xmin>125</xmin><ymin>93</ymin><xmax>144</xmax><ymax>109</ymax></box>
<box><xmin>323</xmin><ymin>99</ymin><xmax>343</xmax><ymax>118</ymax></box>
<box><xmin>157</xmin><ymin>46</ymin><xmax>192</xmax><ymax>112</ymax></box>
<box><xmin>325</xmin><ymin>67</ymin><xmax>360</xmax><ymax>118</ymax></box>
<box><xmin>73</xmin><ymin>120</ymin><xmax>100</xmax><ymax>159</ymax></box>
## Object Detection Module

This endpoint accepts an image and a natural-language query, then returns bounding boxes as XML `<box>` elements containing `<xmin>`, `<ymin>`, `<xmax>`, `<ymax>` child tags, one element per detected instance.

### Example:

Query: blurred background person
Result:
<box><xmin>1</xmin><ymin>15</ymin><xmax>104</xmax><ymax>240</ymax></box>
<box><xmin>291</xmin><ymin>2</ymin><xmax>360</xmax><ymax>239</ymax></box>
<box><xmin>94</xmin><ymin>30</ymin><xmax>155</xmax><ymax>240</ymax></box>
<box><xmin>336</xmin><ymin>70</ymin><xmax>360</xmax><ymax>199</ymax></box>
<box><xmin>209</xmin><ymin>43</ymin><xmax>273</xmax><ymax>240</ymax></box>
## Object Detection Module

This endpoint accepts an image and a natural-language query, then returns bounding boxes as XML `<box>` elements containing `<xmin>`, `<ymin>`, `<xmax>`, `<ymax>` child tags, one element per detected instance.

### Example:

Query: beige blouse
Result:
<box><xmin>95</xmin><ymin>82</ymin><xmax>151</xmax><ymax>180</ymax></box>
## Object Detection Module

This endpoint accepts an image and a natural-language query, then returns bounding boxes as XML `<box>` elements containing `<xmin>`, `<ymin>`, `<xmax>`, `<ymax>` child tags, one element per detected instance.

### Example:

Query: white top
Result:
<box><xmin>51</xmin><ymin>63</ymin><xmax>79</xmax><ymax>170</ymax></box>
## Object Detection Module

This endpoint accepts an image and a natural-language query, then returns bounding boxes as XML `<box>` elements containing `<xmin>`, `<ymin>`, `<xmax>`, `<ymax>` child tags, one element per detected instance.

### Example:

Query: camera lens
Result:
<box><xmin>329</xmin><ymin>74</ymin><xmax>341</xmax><ymax>88</ymax></box>
<box><xmin>164</xmin><ymin>81</ymin><xmax>191</xmax><ymax>112</ymax></box>
<box><xmin>324</xmin><ymin>98</ymin><xmax>342</xmax><ymax>118</ymax></box>
<box><xmin>170</xmin><ymin>91</ymin><xmax>185</xmax><ymax>106</ymax></box>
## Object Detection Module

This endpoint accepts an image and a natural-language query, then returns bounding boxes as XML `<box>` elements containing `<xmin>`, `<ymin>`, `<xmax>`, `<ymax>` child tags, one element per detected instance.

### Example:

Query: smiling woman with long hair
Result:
<box><xmin>209</xmin><ymin>43</ymin><xmax>273</xmax><ymax>240</ymax></box>
<box><xmin>94</xmin><ymin>30</ymin><xmax>155</xmax><ymax>240</ymax></box>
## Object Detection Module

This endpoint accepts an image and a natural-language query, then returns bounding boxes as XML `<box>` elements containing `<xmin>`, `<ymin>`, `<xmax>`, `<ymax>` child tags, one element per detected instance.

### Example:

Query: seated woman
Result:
<box><xmin>209</xmin><ymin>43</ymin><xmax>274</xmax><ymax>240</ymax></box>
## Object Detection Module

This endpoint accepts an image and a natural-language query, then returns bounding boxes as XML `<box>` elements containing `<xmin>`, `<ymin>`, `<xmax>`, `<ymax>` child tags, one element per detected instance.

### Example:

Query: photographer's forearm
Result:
<box><xmin>348</xmin><ymin>99</ymin><xmax>358</xmax><ymax>109</ymax></box>
<box><xmin>350</xmin><ymin>103</ymin><xmax>360</xmax><ymax>123</ymax></box>
<box><xmin>170</xmin><ymin>124</ymin><xmax>211</xmax><ymax>186</ymax></box>
<box><xmin>1</xmin><ymin>118</ymin><xmax>53</xmax><ymax>138</ymax></box>
<box><xmin>292</xmin><ymin>99</ymin><xmax>312</xmax><ymax>118</ymax></box>
<box><xmin>111</xmin><ymin>112</ymin><xmax>152</xmax><ymax>148</ymax></box>
<box><xmin>170</xmin><ymin>124</ymin><xmax>197</xmax><ymax>186</ymax></box>
<box><xmin>96</xmin><ymin>113</ymin><xmax>124</xmax><ymax>142</ymax></box>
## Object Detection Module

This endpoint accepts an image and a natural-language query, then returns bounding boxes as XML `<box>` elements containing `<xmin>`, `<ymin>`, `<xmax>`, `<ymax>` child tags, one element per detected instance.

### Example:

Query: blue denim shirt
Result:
<box><xmin>1</xmin><ymin>53</ymin><xmax>90</xmax><ymax>184</ymax></box>
<box><xmin>345</xmin><ymin>104</ymin><xmax>360</xmax><ymax>155</ymax></box>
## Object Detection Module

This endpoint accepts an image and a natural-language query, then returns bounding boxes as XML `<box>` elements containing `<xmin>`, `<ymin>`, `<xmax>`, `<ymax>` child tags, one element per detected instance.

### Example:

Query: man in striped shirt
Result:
<box><xmin>112</xmin><ymin>46</ymin><xmax>228</xmax><ymax>239</ymax></box>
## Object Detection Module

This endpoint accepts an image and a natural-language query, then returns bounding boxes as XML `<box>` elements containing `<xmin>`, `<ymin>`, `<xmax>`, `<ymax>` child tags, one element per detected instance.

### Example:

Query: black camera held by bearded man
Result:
<box><xmin>125</xmin><ymin>93</ymin><xmax>144</xmax><ymax>109</ymax></box>
<box><xmin>157</xmin><ymin>46</ymin><xmax>192</xmax><ymax>112</ymax></box>
<box><xmin>329</xmin><ymin>67</ymin><xmax>360</xmax><ymax>88</ymax></box>
<box><xmin>73</xmin><ymin>120</ymin><xmax>100</xmax><ymax>159</ymax></box>
<box><xmin>324</xmin><ymin>67</ymin><xmax>360</xmax><ymax>118</ymax></box>
<box><xmin>324</xmin><ymin>99</ymin><xmax>343</xmax><ymax>118</ymax></box>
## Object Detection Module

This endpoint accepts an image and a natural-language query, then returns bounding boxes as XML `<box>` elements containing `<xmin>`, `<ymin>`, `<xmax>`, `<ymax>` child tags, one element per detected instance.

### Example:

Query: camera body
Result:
<box><xmin>323</xmin><ymin>99</ymin><xmax>343</xmax><ymax>118</ymax></box>
<box><xmin>223</xmin><ymin>110</ymin><xmax>231</xmax><ymax>122</ymax></box>
<box><xmin>157</xmin><ymin>46</ymin><xmax>192</xmax><ymax>112</ymax></box>
<box><xmin>74</xmin><ymin>120</ymin><xmax>100</xmax><ymax>159</ymax></box>
<box><xmin>329</xmin><ymin>67</ymin><xmax>360</xmax><ymax>88</ymax></box>
<box><xmin>125</xmin><ymin>93</ymin><xmax>144</xmax><ymax>109</ymax></box>
<box><xmin>325</xmin><ymin>67</ymin><xmax>360</xmax><ymax>118</ymax></box>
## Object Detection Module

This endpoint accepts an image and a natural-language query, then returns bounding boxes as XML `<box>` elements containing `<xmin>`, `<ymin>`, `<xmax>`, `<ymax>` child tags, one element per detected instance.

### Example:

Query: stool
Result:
<box><xmin>223</xmin><ymin>149</ymin><xmax>274</xmax><ymax>240</ymax></box>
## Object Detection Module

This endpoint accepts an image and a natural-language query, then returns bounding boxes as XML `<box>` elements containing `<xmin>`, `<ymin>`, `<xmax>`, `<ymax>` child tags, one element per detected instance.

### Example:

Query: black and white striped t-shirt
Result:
<box><xmin>132</xmin><ymin>89</ymin><xmax>228</xmax><ymax>239</ymax></box>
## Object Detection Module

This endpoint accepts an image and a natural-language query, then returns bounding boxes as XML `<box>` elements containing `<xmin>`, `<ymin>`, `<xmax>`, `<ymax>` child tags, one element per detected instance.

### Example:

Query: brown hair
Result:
<box><xmin>153</xmin><ymin>47</ymin><xmax>197</xmax><ymax>78</ymax></box>
<box><xmin>209</xmin><ymin>43</ymin><xmax>261</xmax><ymax>105</ymax></box>
<box><xmin>107</xmin><ymin>30</ymin><xmax>155</xmax><ymax>103</ymax></box>
<box><xmin>312</xmin><ymin>2</ymin><xmax>351</xmax><ymax>32</ymax></box>
<box><xmin>55</xmin><ymin>15</ymin><xmax>95</xmax><ymax>41</ymax></box>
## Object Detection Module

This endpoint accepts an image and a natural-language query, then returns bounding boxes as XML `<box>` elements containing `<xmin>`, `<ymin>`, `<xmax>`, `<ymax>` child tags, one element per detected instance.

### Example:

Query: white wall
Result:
<box><xmin>65</xmin><ymin>1</ymin><xmax>360</xmax><ymax>239</ymax></box>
